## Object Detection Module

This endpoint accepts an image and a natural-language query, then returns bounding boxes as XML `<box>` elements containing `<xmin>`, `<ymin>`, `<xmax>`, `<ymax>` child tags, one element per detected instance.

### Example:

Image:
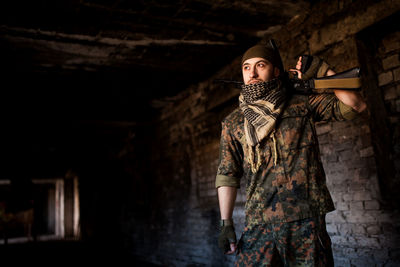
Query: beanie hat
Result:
<box><xmin>241</xmin><ymin>45</ymin><xmax>279</xmax><ymax>67</ymax></box>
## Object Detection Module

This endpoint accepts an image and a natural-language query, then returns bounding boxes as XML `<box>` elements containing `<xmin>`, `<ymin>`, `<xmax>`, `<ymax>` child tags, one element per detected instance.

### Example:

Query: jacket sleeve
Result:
<box><xmin>308</xmin><ymin>94</ymin><xmax>359</xmax><ymax>122</ymax></box>
<box><xmin>215</xmin><ymin>120</ymin><xmax>243</xmax><ymax>188</ymax></box>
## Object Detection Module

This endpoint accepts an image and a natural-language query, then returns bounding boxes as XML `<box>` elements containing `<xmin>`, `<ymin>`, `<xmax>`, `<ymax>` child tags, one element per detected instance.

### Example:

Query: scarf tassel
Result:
<box><xmin>247</xmin><ymin>131</ymin><xmax>279</xmax><ymax>173</ymax></box>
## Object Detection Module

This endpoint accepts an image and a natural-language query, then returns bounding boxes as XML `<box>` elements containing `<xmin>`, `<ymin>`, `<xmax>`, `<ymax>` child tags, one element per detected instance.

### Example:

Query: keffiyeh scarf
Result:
<box><xmin>239</xmin><ymin>78</ymin><xmax>286</xmax><ymax>172</ymax></box>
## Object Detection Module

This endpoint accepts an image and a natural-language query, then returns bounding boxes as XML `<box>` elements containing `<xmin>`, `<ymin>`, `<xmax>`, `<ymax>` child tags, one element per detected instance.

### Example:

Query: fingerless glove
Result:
<box><xmin>301</xmin><ymin>55</ymin><xmax>331</xmax><ymax>79</ymax></box>
<box><xmin>218</xmin><ymin>219</ymin><xmax>237</xmax><ymax>254</ymax></box>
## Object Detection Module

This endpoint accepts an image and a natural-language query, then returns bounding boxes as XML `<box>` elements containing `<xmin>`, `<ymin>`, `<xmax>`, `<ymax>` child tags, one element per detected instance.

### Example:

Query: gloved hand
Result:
<box><xmin>218</xmin><ymin>219</ymin><xmax>237</xmax><ymax>254</ymax></box>
<box><xmin>299</xmin><ymin>55</ymin><xmax>331</xmax><ymax>79</ymax></box>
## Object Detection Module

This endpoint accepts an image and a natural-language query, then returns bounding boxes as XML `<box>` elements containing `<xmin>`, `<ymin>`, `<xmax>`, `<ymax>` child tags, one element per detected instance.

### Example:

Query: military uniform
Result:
<box><xmin>215</xmin><ymin>93</ymin><xmax>357</xmax><ymax>266</ymax></box>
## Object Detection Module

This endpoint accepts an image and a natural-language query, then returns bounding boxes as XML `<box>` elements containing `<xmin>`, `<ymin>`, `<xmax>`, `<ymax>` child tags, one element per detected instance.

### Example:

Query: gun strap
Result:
<box><xmin>313</xmin><ymin>77</ymin><xmax>361</xmax><ymax>89</ymax></box>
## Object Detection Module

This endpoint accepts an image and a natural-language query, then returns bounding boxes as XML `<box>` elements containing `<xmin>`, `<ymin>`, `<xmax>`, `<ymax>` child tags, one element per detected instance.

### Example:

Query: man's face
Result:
<box><xmin>242</xmin><ymin>57</ymin><xmax>280</xmax><ymax>85</ymax></box>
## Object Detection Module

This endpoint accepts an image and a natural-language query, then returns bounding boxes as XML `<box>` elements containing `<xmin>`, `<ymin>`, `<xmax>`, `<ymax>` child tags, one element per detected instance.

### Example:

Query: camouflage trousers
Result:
<box><xmin>235</xmin><ymin>217</ymin><xmax>333</xmax><ymax>267</ymax></box>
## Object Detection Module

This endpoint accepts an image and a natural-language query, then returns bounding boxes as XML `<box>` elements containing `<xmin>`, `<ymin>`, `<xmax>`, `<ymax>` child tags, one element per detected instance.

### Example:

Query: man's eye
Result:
<box><xmin>257</xmin><ymin>63</ymin><xmax>265</xmax><ymax>68</ymax></box>
<box><xmin>243</xmin><ymin>66</ymin><xmax>250</xmax><ymax>71</ymax></box>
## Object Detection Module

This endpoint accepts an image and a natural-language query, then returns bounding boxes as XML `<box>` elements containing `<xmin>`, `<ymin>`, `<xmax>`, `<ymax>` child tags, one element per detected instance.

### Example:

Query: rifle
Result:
<box><xmin>214</xmin><ymin>39</ymin><xmax>362</xmax><ymax>94</ymax></box>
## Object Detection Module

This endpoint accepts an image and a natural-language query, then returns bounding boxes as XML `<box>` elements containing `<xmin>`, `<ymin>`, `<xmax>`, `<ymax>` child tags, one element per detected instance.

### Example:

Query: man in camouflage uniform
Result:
<box><xmin>216</xmin><ymin>44</ymin><xmax>367</xmax><ymax>266</ymax></box>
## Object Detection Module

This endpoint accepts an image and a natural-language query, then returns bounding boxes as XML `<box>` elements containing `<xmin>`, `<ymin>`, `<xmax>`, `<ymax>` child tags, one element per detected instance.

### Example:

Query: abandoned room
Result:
<box><xmin>0</xmin><ymin>0</ymin><xmax>399</xmax><ymax>266</ymax></box>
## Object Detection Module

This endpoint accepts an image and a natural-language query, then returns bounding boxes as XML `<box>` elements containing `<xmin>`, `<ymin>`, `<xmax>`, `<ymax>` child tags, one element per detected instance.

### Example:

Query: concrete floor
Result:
<box><xmin>0</xmin><ymin>240</ymin><xmax>161</xmax><ymax>266</ymax></box>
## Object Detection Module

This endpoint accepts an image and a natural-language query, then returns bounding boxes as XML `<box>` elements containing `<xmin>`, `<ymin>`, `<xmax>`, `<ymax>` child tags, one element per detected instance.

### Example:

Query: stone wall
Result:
<box><xmin>128</xmin><ymin>1</ymin><xmax>400</xmax><ymax>266</ymax></box>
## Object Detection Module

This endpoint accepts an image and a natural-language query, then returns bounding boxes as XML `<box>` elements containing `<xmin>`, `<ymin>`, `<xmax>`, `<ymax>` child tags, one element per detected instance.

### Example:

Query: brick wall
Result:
<box><xmin>127</xmin><ymin>1</ymin><xmax>400</xmax><ymax>266</ymax></box>
<box><xmin>262</xmin><ymin>2</ymin><xmax>400</xmax><ymax>265</ymax></box>
<box><xmin>318</xmin><ymin>115</ymin><xmax>399</xmax><ymax>266</ymax></box>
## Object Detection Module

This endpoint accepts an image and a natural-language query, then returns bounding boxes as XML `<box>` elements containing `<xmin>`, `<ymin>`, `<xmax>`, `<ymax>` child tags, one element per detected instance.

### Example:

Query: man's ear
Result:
<box><xmin>274</xmin><ymin>67</ymin><xmax>280</xmax><ymax>78</ymax></box>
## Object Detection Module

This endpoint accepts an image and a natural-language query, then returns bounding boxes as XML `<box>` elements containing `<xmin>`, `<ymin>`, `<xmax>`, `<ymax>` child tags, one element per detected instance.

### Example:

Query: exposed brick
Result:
<box><xmin>382</xmin><ymin>54</ymin><xmax>400</xmax><ymax>70</ymax></box>
<box><xmin>350</xmin><ymin>257</ymin><xmax>376</xmax><ymax>266</ymax></box>
<box><xmin>393</xmin><ymin>67</ymin><xmax>400</xmax><ymax>81</ymax></box>
<box><xmin>335</xmin><ymin>141</ymin><xmax>354</xmax><ymax>151</ymax></box>
<box><xmin>316</xmin><ymin>123</ymin><xmax>332</xmax><ymax>135</ymax></box>
<box><xmin>346</xmin><ymin>236</ymin><xmax>358</xmax><ymax>246</ymax></box>
<box><xmin>339</xmin><ymin>149</ymin><xmax>353</xmax><ymax>161</ymax></box>
<box><xmin>332</xmin><ymin>245</ymin><xmax>345</xmax><ymax>256</ymax></box>
<box><xmin>354</xmin><ymin>247</ymin><xmax>372</xmax><ymax>257</ymax></box>
<box><xmin>374</xmin><ymin>249</ymin><xmax>389</xmax><ymax>262</ymax></box>
<box><xmin>361</xmin><ymin>124</ymin><xmax>371</xmax><ymax>134</ymax></box>
<box><xmin>389</xmin><ymin>99</ymin><xmax>397</xmax><ymax>113</ymax></box>
<box><xmin>364</xmin><ymin>200</ymin><xmax>380</xmax><ymax>210</ymax></box>
<box><xmin>368</xmin><ymin>211</ymin><xmax>393</xmax><ymax>223</ymax></box>
<box><xmin>360</xmin><ymin>146</ymin><xmax>374</xmax><ymax>157</ymax></box>
<box><xmin>355</xmin><ymin>236</ymin><xmax>380</xmax><ymax>248</ymax></box>
<box><xmin>384</xmin><ymin>86</ymin><xmax>398</xmax><ymax>100</ymax></box>
<box><xmin>336</xmin><ymin>201</ymin><xmax>349</xmax><ymax>210</ymax></box>
<box><xmin>331</xmin><ymin>192</ymin><xmax>342</xmax><ymax>203</ymax></box>
<box><xmin>354</xmin><ymin>167</ymin><xmax>370</xmax><ymax>180</ymax></box>
<box><xmin>320</xmin><ymin>144</ymin><xmax>334</xmax><ymax>155</ymax></box>
<box><xmin>359</xmin><ymin>134</ymin><xmax>372</xmax><ymax>148</ymax></box>
<box><xmin>326</xmin><ymin>210</ymin><xmax>347</xmax><ymax>223</ymax></box>
<box><xmin>333</xmin><ymin>120</ymin><xmax>350</xmax><ymax>130</ymax></box>
<box><xmin>382</xmin><ymin>32</ymin><xmax>400</xmax><ymax>53</ymax></box>
<box><xmin>325</xmin><ymin>161</ymin><xmax>346</xmax><ymax>173</ymax></box>
<box><xmin>353</xmin><ymin>190</ymin><xmax>372</xmax><ymax>201</ymax></box>
<box><xmin>331</xmin><ymin>128</ymin><xmax>352</xmax><ymax>140</ymax></box>
<box><xmin>378</xmin><ymin>71</ymin><xmax>393</xmax><ymax>86</ymax></box>
<box><xmin>351</xmin><ymin>224</ymin><xmax>366</xmax><ymax>234</ymax></box>
<box><xmin>343</xmin><ymin>193</ymin><xmax>353</xmax><ymax>201</ymax></box>
<box><xmin>350</xmin><ymin>179</ymin><xmax>370</xmax><ymax>191</ymax></box>
<box><xmin>343</xmin><ymin>247</ymin><xmax>357</xmax><ymax>256</ymax></box>
<box><xmin>367</xmin><ymin>225</ymin><xmax>382</xmax><ymax>235</ymax></box>
<box><xmin>330</xmin><ymin>235</ymin><xmax>347</xmax><ymax>245</ymax></box>
<box><xmin>332</xmin><ymin>257</ymin><xmax>350</xmax><ymax>267</ymax></box>
<box><xmin>349</xmin><ymin>201</ymin><xmax>364</xmax><ymax>210</ymax></box>
<box><xmin>326</xmin><ymin>154</ymin><xmax>338</xmax><ymax>162</ymax></box>
<box><xmin>326</xmin><ymin>223</ymin><xmax>338</xmax><ymax>234</ymax></box>
<box><xmin>329</xmin><ymin>170</ymin><xmax>349</xmax><ymax>183</ymax></box>
<box><xmin>207</xmin><ymin>189</ymin><xmax>216</xmax><ymax>197</ymax></box>
<box><xmin>317</xmin><ymin>133</ymin><xmax>330</xmax><ymax>144</ymax></box>
<box><xmin>396</xmin><ymin>99</ymin><xmax>400</xmax><ymax>112</ymax></box>
<box><xmin>345</xmin><ymin>210</ymin><xmax>377</xmax><ymax>223</ymax></box>
<box><xmin>330</xmin><ymin>182</ymin><xmax>348</xmax><ymax>192</ymax></box>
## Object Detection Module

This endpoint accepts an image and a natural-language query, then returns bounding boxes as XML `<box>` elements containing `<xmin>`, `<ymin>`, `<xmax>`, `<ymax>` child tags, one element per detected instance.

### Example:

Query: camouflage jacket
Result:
<box><xmin>215</xmin><ymin>93</ymin><xmax>358</xmax><ymax>227</ymax></box>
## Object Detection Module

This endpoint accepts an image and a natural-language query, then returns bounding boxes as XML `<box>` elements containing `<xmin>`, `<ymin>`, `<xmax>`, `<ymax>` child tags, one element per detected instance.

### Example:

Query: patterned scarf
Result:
<box><xmin>239</xmin><ymin>78</ymin><xmax>286</xmax><ymax>172</ymax></box>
